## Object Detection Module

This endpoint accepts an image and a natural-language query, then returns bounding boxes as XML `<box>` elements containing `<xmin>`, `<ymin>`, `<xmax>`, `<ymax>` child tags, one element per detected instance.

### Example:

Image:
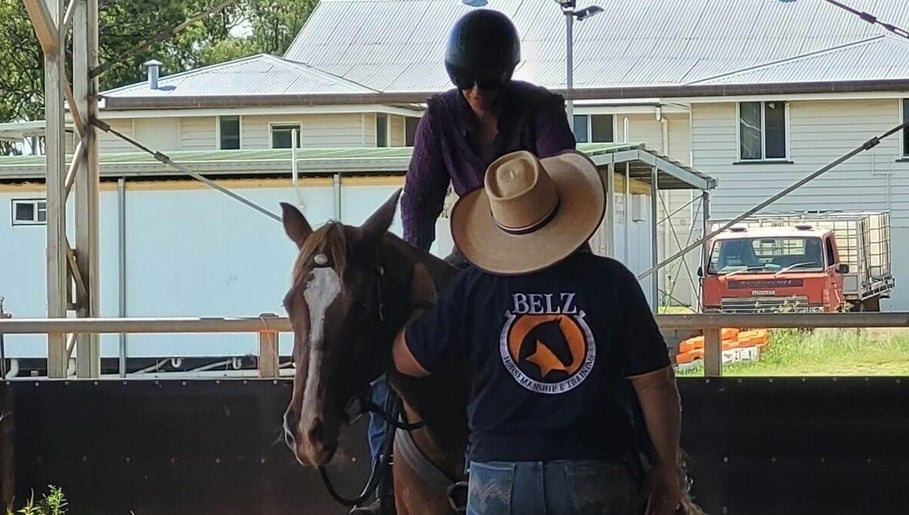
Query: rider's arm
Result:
<box><xmin>533</xmin><ymin>94</ymin><xmax>577</xmax><ymax>158</ymax></box>
<box><xmin>401</xmin><ymin>107</ymin><xmax>450</xmax><ymax>251</ymax></box>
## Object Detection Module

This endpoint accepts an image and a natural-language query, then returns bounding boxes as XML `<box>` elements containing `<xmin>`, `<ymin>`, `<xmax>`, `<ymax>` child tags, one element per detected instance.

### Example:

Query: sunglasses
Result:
<box><xmin>453</xmin><ymin>76</ymin><xmax>505</xmax><ymax>91</ymax></box>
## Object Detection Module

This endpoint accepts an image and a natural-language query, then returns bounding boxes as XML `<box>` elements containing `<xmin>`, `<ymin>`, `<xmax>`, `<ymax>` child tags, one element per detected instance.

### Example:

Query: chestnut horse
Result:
<box><xmin>279</xmin><ymin>191</ymin><xmax>703</xmax><ymax>514</ymax></box>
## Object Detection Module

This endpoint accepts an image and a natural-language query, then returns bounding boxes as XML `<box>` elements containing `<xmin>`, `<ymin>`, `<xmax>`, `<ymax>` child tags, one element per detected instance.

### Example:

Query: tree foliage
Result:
<box><xmin>0</xmin><ymin>0</ymin><xmax>319</xmax><ymax>154</ymax></box>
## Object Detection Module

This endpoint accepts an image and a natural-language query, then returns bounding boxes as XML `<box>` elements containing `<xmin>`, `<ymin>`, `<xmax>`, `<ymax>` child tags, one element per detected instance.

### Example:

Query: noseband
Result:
<box><xmin>307</xmin><ymin>254</ymin><xmax>423</xmax><ymax>510</ymax></box>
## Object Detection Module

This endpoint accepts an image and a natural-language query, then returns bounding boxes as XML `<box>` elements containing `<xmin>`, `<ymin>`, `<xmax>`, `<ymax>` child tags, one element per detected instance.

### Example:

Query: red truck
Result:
<box><xmin>698</xmin><ymin>211</ymin><xmax>895</xmax><ymax>313</ymax></box>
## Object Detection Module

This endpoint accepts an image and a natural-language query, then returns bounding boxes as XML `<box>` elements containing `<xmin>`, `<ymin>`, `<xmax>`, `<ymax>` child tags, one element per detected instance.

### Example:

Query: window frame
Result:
<box><xmin>736</xmin><ymin>101</ymin><xmax>791</xmax><ymax>162</ymax></box>
<box><xmin>572</xmin><ymin>113</ymin><xmax>616</xmax><ymax>143</ymax></box>
<box><xmin>901</xmin><ymin>98</ymin><xmax>909</xmax><ymax>158</ymax></box>
<box><xmin>405</xmin><ymin>116</ymin><xmax>420</xmax><ymax>147</ymax></box>
<box><xmin>217</xmin><ymin>115</ymin><xmax>242</xmax><ymax>150</ymax></box>
<box><xmin>376</xmin><ymin>113</ymin><xmax>389</xmax><ymax>147</ymax></box>
<box><xmin>269</xmin><ymin>122</ymin><xmax>303</xmax><ymax>149</ymax></box>
<box><xmin>11</xmin><ymin>198</ymin><xmax>47</xmax><ymax>226</ymax></box>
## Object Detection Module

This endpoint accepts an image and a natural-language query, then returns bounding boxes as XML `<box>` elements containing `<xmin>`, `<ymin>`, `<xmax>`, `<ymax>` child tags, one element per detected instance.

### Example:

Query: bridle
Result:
<box><xmin>306</xmin><ymin>255</ymin><xmax>424</xmax><ymax>510</ymax></box>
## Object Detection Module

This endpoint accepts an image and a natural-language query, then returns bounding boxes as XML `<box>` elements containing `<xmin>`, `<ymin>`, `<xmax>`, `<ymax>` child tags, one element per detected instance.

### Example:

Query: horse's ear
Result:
<box><xmin>280</xmin><ymin>202</ymin><xmax>313</xmax><ymax>248</ymax></box>
<box><xmin>357</xmin><ymin>189</ymin><xmax>401</xmax><ymax>249</ymax></box>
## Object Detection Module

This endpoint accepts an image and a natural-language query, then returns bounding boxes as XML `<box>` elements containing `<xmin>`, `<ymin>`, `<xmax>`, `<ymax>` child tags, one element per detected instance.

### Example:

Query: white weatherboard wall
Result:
<box><xmin>1</xmin><ymin>178</ymin><xmax>655</xmax><ymax>361</ymax></box>
<box><xmin>692</xmin><ymin>99</ymin><xmax>909</xmax><ymax>309</ymax></box>
<box><xmin>0</xmin><ymin>178</ymin><xmax>494</xmax><ymax>361</ymax></box>
<box><xmin>614</xmin><ymin>112</ymin><xmax>698</xmax><ymax>306</ymax></box>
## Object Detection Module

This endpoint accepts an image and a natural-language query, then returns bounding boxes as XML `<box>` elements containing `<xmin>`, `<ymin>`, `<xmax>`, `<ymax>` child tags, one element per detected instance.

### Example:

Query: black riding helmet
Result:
<box><xmin>444</xmin><ymin>9</ymin><xmax>521</xmax><ymax>90</ymax></box>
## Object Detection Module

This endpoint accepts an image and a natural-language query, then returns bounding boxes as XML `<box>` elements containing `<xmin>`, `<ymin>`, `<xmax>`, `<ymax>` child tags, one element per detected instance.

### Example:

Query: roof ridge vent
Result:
<box><xmin>144</xmin><ymin>59</ymin><xmax>163</xmax><ymax>90</ymax></box>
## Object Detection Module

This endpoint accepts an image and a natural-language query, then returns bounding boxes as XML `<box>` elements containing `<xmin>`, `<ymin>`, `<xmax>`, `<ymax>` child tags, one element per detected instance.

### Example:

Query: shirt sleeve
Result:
<box><xmin>403</xmin><ymin>272</ymin><xmax>467</xmax><ymax>374</ymax></box>
<box><xmin>401</xmin><ymin>106</ymin><xmax>450</xmax><ymax>251</ymax></box>
<box><xmin>533</xmin><ymin>94</ymin><xmax>577</xmax><ymax>158</ymax></box>
<box><xmin>611</xmin><ymin>261</ymin><xmax>672</xmax><ymax>376</ymax></box>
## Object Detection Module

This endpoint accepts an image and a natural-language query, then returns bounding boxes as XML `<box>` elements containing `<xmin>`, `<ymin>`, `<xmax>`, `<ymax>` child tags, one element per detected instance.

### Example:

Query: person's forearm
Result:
<box><xmin>632</xmin><ymin>367</ymin><xmax>681</xmax><ymax>467</ymax></box>
<box><xmin>401</xmin><ymin>193</ymin><xmax>439</xmax><ymax>251</ymax></box>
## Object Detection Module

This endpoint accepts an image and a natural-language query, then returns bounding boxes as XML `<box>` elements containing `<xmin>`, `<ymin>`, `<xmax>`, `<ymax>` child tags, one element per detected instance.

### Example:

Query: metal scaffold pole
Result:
<box><xmin>73</xmin><ymin>0</ymin><xmax>101</xmax><ymax>377</ymax></box>
<box><xmin>23</xmin><ymin>0</ymin><xmax>101</xmax><ymax>377</ymax></box>
<box><xmin>24</xmin><ymin>0</ymin><xmax>68</xmax><ymax>377</ymax></box>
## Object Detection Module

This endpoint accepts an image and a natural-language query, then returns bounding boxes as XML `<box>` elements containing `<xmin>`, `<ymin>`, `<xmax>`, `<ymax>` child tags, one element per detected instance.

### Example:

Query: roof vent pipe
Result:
<box><xmin>144</xmin><ymin>59</ymin><xmax>163</xmax><ymax>90</ymax></box>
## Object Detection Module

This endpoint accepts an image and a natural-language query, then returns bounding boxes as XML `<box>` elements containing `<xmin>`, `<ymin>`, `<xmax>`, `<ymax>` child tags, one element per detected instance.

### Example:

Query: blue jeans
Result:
<box><xmin>466</xmin><ymin>459</ymin><xmax>639</xmax><ymax>515</ymax></box>
<box><xmin>367</xmin><ymin>376</ymin><xmax>389</xmax><ymax>462</ymax></box>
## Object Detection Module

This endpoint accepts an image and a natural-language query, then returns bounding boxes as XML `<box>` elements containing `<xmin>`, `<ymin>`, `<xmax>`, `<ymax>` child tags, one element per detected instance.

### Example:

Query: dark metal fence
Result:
<box><xmin>2</xmin><ymin>377</ymin><xmax>906</xmax><ymax>514</ymax></box>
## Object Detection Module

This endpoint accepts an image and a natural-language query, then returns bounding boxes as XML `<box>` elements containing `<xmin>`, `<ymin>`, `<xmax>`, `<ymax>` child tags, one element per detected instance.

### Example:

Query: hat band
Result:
<box><xmin>495</xmin><ymin>198</ymin><xmax>561</xmax><ymax>235</ymax></box>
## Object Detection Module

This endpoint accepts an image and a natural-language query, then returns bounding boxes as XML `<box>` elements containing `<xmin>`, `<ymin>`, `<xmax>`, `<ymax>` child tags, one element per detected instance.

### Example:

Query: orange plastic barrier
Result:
<box><xmin>675</xmin><ymin>328</ymin><xmax>772</xmax><ymax>364</ymax></box>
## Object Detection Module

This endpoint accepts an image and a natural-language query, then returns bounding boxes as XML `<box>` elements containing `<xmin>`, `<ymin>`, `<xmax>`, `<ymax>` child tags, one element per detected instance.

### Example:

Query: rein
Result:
<box><xmin>312</xmin><ymin>258</ymin><xmax>424</xmax><ymax>510</ymax></box>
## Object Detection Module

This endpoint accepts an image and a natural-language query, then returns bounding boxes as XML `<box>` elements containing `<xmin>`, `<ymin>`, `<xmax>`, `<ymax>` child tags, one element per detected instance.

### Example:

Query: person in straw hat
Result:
<box><xmin>392</xmin><ymin>149</ymin><xmax>684</xmax><ymax>515</ymax></box>
<box><xmin>362</xmin><ymin>10</ymin><xmax>577</xmax><ymax>509</ymax></box>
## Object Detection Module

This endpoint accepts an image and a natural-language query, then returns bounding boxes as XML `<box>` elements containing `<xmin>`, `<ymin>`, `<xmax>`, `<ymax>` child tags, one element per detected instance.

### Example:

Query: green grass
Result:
<box><xmin>677</xmin><ymin>328</ymin><xmax>909</xmax><ymax>376</ymax></box>
<box><xmin>5</xmin><ymin>485</ymin><xmax>67</xmax><ymax>515</ymax></box>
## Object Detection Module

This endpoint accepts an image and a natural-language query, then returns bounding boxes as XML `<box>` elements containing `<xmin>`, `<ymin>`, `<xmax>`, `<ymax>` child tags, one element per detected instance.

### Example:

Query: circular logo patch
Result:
<box><xmin>499</xmin><ymin>311</ymin><xmax>596</xmax><ymax>394</ymax></box>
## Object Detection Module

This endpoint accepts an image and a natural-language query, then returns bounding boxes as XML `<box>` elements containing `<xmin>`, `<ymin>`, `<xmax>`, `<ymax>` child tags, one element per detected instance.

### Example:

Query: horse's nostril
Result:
<box><xmin>307</xmin><ymin>417</ymin><xmax>325</xmax><ymax>444</ymax></box>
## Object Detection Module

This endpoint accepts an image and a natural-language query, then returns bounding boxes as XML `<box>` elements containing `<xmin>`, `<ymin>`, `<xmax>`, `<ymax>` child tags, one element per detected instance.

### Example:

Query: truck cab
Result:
<box><xmin>700</xmin><ymin>225</ymin><xmax>850</xmax><ymax>313</ymax></box>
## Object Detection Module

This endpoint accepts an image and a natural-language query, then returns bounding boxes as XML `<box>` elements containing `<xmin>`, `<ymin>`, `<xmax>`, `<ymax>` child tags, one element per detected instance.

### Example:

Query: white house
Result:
<box><xmin>281</xmin><ymin>0</ymin><xmax>909</xmax><ymax>309</ymax></box>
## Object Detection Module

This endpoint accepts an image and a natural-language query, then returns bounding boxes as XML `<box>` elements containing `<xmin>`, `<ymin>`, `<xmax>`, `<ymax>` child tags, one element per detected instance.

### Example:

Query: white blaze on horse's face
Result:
<box><xmin>301</xmin><ymin>262</ymin><xmax>342</xmax><ymax>410</ymax></box>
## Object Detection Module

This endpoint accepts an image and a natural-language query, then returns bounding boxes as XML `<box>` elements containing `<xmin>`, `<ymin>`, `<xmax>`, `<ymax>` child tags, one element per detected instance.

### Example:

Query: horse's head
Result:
<box><xmin>280</xmin><ymin>191</ymin><xmax>407</xmax><ymax>467</ymax></box>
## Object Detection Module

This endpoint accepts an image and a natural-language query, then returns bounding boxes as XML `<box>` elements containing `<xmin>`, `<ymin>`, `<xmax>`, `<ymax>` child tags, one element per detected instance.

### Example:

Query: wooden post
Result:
<box><xmin>257</xmin><ymin>313</ymin><xmax>280</xmax><ymax>379</ymax></box>
<box><xmin>704</xmin><ymin>327</ymin><xmax>722</xmax><ymax>376</ymax></box>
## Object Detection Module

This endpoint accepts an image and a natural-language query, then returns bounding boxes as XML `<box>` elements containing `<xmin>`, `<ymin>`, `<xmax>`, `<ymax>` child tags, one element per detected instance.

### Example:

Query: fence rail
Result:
<box><xmin>3</xmin><ymin>313</ymin><xmax>909</xmax><ymax>378</ymax></box>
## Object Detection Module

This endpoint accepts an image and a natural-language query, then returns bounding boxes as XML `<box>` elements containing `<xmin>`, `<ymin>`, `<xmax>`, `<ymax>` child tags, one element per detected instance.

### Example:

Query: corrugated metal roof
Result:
<box><xmin>0</xmin><ymin>142</ymin><xmax>714</xmax><ymax>190</ymax></box>
<box><xmin>102</xmin><ymin>54</ymin><xmax>377</xmax><ymax>99</ymax></box>
<box><xmin>282</xmin><ymin>0</ymin><xmax>909</xmax><ymax>92</ymax></box>
<box><xmin>694</xmin><ymin>35</ymin><xmax>909</xmax><ymax>84</ymax></box>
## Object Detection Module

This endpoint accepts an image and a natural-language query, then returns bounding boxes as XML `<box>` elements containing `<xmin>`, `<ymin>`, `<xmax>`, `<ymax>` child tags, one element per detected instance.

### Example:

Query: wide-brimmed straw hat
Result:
<box><xmin>450</xmin><ymin>149</ymin><xmax>605</xmax><ymax>275</ymax></box>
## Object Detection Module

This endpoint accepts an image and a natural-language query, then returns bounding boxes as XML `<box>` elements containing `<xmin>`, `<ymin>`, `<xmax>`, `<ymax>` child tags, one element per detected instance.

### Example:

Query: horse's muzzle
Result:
<box><xmin>284</xmin><ymin>408</ymin><xmax>337</xmax><ymax>467</ymax></box>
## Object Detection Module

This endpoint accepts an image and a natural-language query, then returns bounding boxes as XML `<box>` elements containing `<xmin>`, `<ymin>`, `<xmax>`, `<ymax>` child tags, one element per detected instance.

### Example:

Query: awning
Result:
<box><xmin>0</xmin><ymin>142</ymin><xmax>716</xmax><ymax>190</ymax></box>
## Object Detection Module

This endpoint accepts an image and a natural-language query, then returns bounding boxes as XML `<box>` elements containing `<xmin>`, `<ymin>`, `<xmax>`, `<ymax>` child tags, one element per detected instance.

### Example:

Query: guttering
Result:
<box><xmin>99</xmin><ymin>79</ymin><xmax>909</xmax><ymax>109</ymax></box>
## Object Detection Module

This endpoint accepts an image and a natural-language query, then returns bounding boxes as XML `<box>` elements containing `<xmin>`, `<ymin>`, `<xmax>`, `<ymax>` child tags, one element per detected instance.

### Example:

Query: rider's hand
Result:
<box><xmin>640</xmin><ymin>463</ymin><xmax>682</xmax><ymax>515</ymax></box>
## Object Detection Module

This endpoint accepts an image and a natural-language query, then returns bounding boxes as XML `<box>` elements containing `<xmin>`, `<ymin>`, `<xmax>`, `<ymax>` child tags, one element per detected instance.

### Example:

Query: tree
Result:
<box><xmin>0</xmin><ymin>0</ymin><xmax>321</xmax><ymax>156</ymax></box>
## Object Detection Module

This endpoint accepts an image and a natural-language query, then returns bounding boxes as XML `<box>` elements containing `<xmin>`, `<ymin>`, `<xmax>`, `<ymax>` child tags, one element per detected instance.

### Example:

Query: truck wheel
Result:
<box><xmin>861</xmin><ymin>296</ymin><xmax>881</xmax><ymax>312</ymax></box>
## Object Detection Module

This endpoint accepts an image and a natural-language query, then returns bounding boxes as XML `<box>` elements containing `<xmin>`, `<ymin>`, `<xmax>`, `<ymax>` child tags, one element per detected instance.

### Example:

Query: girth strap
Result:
<box><xmin>394</xmin><ymin>426</ymin><xmax>457</xmax><ymax>491</ymax></box>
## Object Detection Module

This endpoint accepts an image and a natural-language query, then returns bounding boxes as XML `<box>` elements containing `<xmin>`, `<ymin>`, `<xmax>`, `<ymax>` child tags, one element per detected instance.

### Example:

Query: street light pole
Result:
<box><xmin>554</xmin><ymin>0</ymin><xmax>603</xmax><ymax>137</ymax></box>
<box><xmin>565</xmin><ymin>9</ymin><xmax>574</xmax><ymax>130</ymax></box>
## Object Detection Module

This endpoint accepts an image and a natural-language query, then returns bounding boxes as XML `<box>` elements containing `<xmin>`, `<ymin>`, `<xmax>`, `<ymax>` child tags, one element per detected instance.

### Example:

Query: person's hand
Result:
<box><xmin>641</xmin><ymin>463</ymin><xmax>682</xmax><ymax>515</ymax></box>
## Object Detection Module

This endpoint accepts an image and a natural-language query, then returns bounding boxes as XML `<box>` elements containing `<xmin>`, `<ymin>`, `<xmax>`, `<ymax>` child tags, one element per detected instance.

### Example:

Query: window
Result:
<box><xmin>219</xmin><ymin>116</ymin><xmax>240</xmax><ymax>150</ymax></box>
<box><xmin>12</xmin><ymin>199</ymin><xmax>46</xmax><ymax>225</ymax></box>
<box><xmin>376</xmin><ymin>113</ymin><xmax>388</xmax><ymax>147</ymax></box>
<box><xmin>572</xmin><ymin>114</ymin><xmax>614</xmax><ymax>143</ymax></box>
<box><xmin>902</xmin><ymin>99</ymin><xmax>909</xmax><ymax>157</ymax></box>
<box><xmin>271</xmin><ymin>123</ymin><xmax>302</xmax><ymax>149</ymax></box>
<box><xmin>738</xmin><ymin>101</ymin><xmax>788</xmax><ymax>161</ymax></box>
<box><xmin>405</xmin><ymin>117</ymin><xmax>420</xmax><ymax>146</ymax></box>
<box><xmin>825</xmin><ymin>238</ymin><xmax>837</xmax><ymax>267</ymax></box>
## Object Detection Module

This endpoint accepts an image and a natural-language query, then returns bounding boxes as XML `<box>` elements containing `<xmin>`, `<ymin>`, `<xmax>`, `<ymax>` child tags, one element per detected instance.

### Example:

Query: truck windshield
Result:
<box><xmin>707</xmin><ymin>236</ymin><xmax>825</xmax><ymax>275</ymax></box>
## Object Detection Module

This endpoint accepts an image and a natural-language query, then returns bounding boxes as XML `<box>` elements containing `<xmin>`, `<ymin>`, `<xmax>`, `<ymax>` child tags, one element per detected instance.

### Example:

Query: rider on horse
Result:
<box><xmin>392</xmin><ymin>150</ymin><xmax>685</xmax><ymax>515</ymax></box>
<box><xmin>360</xmin><ymin>9</ymin><xmax>576</xmax><ymax>513</ymax></box>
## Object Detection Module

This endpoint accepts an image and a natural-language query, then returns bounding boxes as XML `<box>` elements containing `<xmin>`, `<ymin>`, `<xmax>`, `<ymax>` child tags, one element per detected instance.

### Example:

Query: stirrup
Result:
<box><xmin>446</xmin><ymin>481</ymin><xmax>469</xmax><ymax>513</ymax></box>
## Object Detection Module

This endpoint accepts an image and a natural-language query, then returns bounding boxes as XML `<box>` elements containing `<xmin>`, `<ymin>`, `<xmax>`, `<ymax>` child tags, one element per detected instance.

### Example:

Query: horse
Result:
<box><xmin>279</xmin><ymin>190</ymin><xmax>705</xmax><ymax>515</ymax></box>
<box><xmin>280</xmin><ymin>190</ymin><xmax>467</xmax><ymax>514</ymax></box>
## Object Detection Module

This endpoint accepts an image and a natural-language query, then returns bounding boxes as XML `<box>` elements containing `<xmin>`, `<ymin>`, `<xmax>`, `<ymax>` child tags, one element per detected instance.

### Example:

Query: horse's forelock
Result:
<box><xmin>290</xmin><ymin>222</ymin><xmax>350</xmax><ymax>289</ymax></box>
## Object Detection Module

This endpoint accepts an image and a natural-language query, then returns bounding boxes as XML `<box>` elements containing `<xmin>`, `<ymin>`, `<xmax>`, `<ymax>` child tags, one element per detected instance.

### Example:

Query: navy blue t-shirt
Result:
<box><xmin>404</xmin><ymin>252</ymin><xmax>671</xmax><ymax>463</ymax></box>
